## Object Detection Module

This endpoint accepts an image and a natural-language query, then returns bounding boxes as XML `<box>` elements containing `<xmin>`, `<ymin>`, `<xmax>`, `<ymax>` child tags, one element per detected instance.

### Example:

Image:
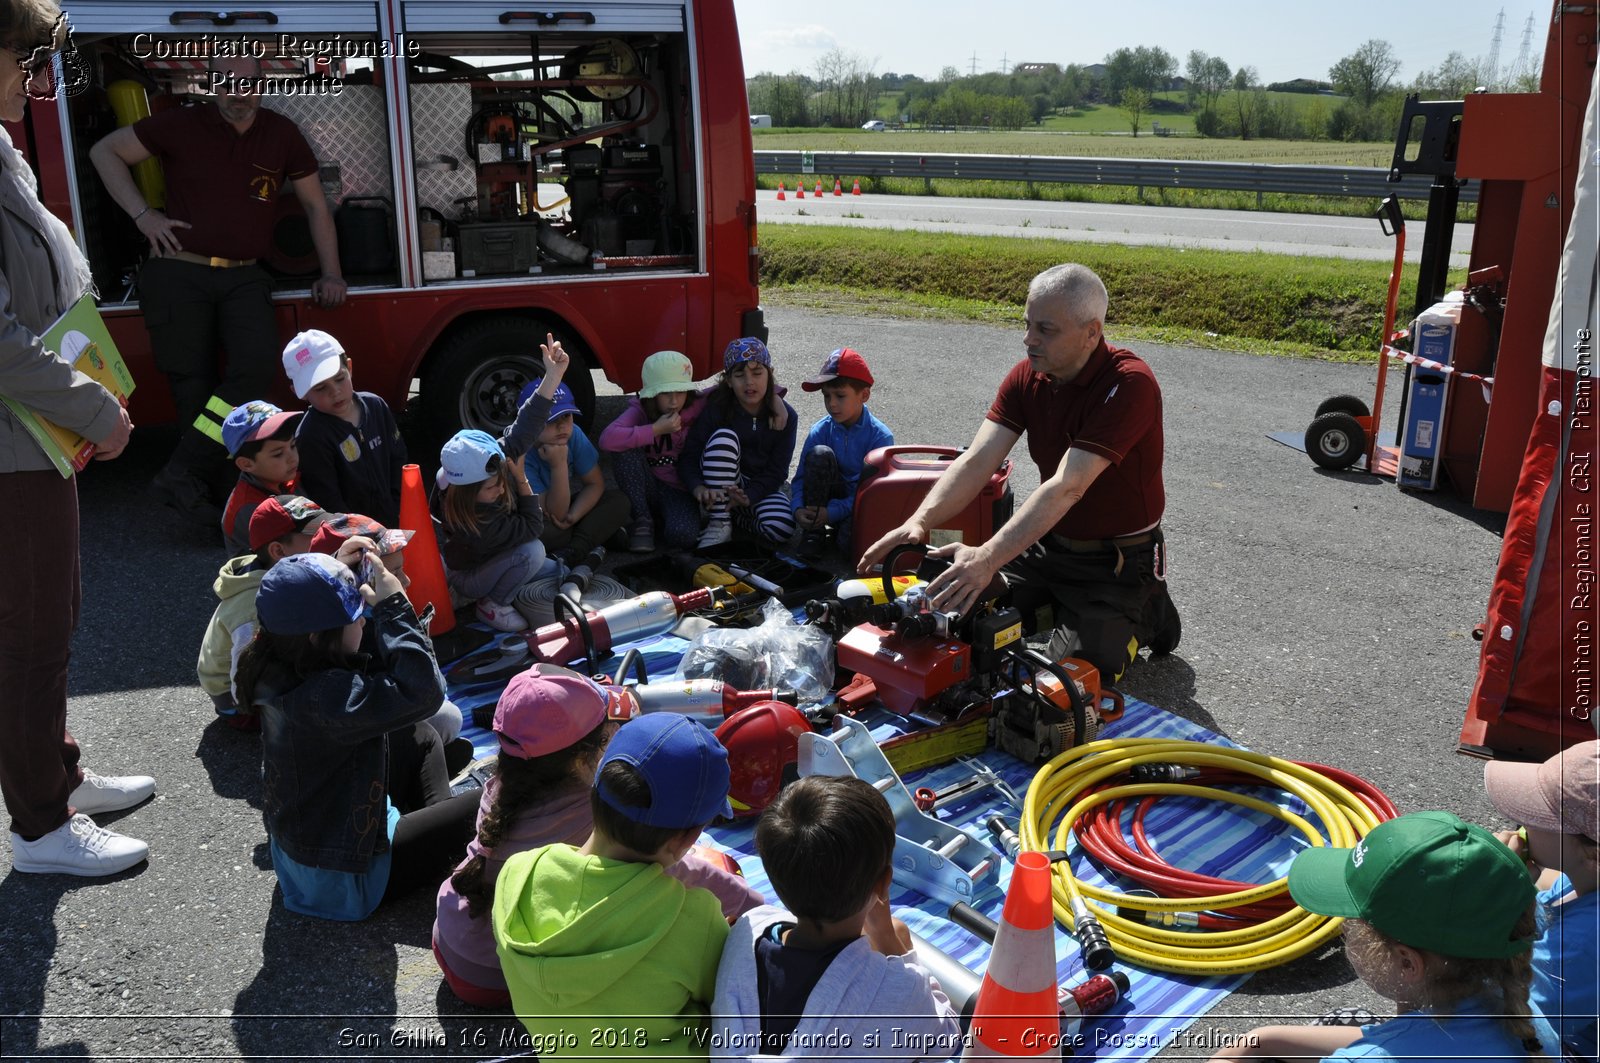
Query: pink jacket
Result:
<box><xmin>597</xmin><ymin>395</ymin><xmax>705</xmax><ymax>489</ymax></box>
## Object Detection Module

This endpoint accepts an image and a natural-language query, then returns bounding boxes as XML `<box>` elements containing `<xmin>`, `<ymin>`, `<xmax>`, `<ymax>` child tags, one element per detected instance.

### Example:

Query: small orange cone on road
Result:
<box><xmin>776</xmin><ymin>181</ymin><xmax>786</xmax><ymax>201</ymax></box>
<box><xmin>963</xmin><ymin>850</ymin><xmax>1059</xmax><ymax>1059</ymax></box>
<box><xmin>833</xmin><ymin>178</ymin><xmax>843</xmax><ymax>196</ymax></box>
<box><xmin>796</xmin><ymin>181</ymin><xmax>805</xmax><ymax>198</ymax></box>
<box><xmin>851</xmin><ymin>178</ymin><xmax>862</xmax><ymax>195</ymax></box>
<box><xmin>398</xmin><ymin>463</ymin><xmax>456</xmax><ymax>636</ymax></box>
<box><xmin>814</xmin><ymin>180</ymin><xmax>824</xmax><ymax>196</ymax></box>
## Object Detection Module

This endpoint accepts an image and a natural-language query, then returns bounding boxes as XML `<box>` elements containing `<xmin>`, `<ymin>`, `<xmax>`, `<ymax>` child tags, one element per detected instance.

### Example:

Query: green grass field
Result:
<box><xmin>758</xmin><ymin>223</ymin><xmax>1455</xmax><ymax>359</ymax></box>
<box><xmin>753</xmin><ymin>129</ymin><xmax>1394</xmax><ymax>167</ymax></box>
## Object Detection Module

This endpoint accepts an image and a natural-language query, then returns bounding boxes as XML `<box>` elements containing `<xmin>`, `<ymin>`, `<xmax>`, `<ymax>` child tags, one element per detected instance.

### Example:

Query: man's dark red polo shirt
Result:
<box><xmin>134</xmin><ymin>102</ymin><xmax>318</xmax><ymax>261</ymax></box>
<box><xmin>986</xmin><ymin>339</ymin><xmax>1165</xmax><ymax>541</ymax></box>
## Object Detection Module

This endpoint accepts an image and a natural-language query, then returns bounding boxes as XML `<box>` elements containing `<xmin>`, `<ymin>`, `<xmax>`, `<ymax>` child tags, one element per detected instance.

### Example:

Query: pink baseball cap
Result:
<box><xmin>1484</xmin><ymin>739</ymin><xmax>1600</xmax><ymax>838</ymax></box>
<box><xmin>494</xmin><ymin>664</ymin><xmax>629</xmax><ymax>759</ymax></box>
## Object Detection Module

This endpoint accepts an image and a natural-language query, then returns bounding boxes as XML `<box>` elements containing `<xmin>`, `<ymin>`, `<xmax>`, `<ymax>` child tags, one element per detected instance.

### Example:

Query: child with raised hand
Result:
<box><xmin>494</xmin><ymin>714</ymin><xmax>740</xmax><ymax>1057</ymax></box>
<box><xmin>433</xmin><ymin>664</ymin><xmax>763</xmax><ymax>1009</ymax></box>
<box><xmin>219</xmin><ymin>401</ymin><xmax>302</xmax><ymax>556</ymax></box>
<box><xmin>1207</xmin><ymin>811</ymin><xmax>1562</xmax><ymax>1063</ymax></box>
<box><xmin>598</xmin><ymin>350</ymin><xmax>706</xmax><ymax>552</ymax></box>
<box><xmin>1485</xmin><ymin>740</ymin><xmax>1600</xmax><ymax>1062</ymax></box>
<box><xmin>283</xmin><ymin>329</ymin><xmax>407</xmax><ymax>526</ymax></box>
<box><xmin>679</xmin><ymin>338</ymin><xmax>798</xmax><ymax>549</ymax></box>
<box><xmin>791</xmin><ymin>347</ymin><xmax>894</xmax><ymax>559</ymax></box>
<box><xmin>712</xmin><ymin>774</ymin><xmax>959</xmax><ymax>1061</ymax></box>
<box><xmin>234</xmin><ymin>549</ymin><xmax>478</xmax><ymax>921</ymax></box>
<box><xmin>433</xmin><ymin>335</ymin><xmax>570</xmax><ymax>632</ymax></box>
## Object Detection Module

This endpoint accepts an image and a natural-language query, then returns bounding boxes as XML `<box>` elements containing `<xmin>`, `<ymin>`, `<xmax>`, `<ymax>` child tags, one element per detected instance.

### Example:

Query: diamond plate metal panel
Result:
<box><xmin>409</xmin><ymin>83</ymin><xmax>478</xmax><ymax>218</ymax></box>
<box><xmin>270</xmin><ymin>86</ymin><xmax>393</xmax><ymax>202</ymax></box>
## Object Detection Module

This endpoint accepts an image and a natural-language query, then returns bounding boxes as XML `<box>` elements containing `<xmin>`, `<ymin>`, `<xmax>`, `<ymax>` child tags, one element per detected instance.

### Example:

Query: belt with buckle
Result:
<box><xmin>166</xmin><ymin>251</ymin><xmax>258</xmax><ymax>269</ymax></box>
<box><xmin>1047</xmin><ymin>528</ymin><xmax>1158</xmax><ymax>553</ymax></box>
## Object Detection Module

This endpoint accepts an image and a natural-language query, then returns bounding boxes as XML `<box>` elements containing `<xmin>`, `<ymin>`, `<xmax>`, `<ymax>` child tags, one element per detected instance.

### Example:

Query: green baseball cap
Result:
<box><xmin>1287</xmin><ymin>811</ymin><xmax>1535</xmax><ymax>959</ymax></box>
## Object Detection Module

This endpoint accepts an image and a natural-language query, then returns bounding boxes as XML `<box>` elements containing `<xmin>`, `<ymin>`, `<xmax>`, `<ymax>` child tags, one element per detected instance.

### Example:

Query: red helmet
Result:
<box><xmin>715</xmin><ymin>701</ymin><xmax>812</xmax><ymax>818</ymax></box>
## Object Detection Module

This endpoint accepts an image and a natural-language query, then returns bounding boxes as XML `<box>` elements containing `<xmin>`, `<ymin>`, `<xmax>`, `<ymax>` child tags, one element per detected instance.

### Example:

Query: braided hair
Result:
<box><xmin>450</xmin><ymin>718</ymin><xmax>613</xmax><ymax>918</ymax></box>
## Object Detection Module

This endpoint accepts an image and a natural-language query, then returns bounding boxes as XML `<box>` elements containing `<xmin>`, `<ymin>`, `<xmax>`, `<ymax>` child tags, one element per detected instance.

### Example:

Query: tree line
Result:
<box><xmin>747</xmin><ymin>40</ymin><xmax>1542</xmax><ymax>140</ymax></box>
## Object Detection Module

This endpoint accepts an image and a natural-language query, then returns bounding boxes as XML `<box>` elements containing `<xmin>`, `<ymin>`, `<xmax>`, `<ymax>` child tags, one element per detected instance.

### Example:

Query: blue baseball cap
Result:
<box><xmin>517</xmin><ymin>379</ymin><xmax>581</xmax><ymax>422</ymax></box>
<box><xmin>595</xmin><ymin>714</ymin><xmax>733</xmax><ymax>828</ymax></box>
<box><xmin>222</xmin><ymin>400</ymin><xmax>302</xmax><ymax>458</ymax></box>
<box><xmin>256</xmin><ymin>553</ymin><xmax>365</xmax><ymax>635</ymax></box>
<box><xmin>437</xmin><ymin>429</ymin><xmax>505</xmax><ymax>487</ymax></box>
<box><xmin>723</xmin><ymin>337</ymin><xmax>772</xmax><ymax>372</ymax></box>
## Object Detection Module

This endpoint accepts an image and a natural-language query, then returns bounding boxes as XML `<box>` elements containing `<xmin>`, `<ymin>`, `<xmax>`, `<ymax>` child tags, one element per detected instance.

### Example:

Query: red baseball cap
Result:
<box><xmin>247</xmin><ymin>494</ymin><xmax>327</xmax><ymax>551</ymax></box>
<box><xmin>801</xmin><ymin>347</ymin><xmax>874</xmax><ymax>391</ymax></box>
<box><xmin>309</xmin><ymin>513</ymin><xmax>415</xmax><ymax>556</ymax></box>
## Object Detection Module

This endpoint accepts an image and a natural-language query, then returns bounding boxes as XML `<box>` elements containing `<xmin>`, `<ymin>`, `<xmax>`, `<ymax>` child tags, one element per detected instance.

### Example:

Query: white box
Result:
<box><xmin>423</xmin><ymin>251</ymin><xmax>456</xmax><ymax>280</ymax></box>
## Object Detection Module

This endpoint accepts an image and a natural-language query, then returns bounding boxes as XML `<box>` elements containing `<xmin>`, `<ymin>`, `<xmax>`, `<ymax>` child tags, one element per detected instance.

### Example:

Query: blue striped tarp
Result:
<box><xmin>445</xmin><ymin>630</ymin><xmax>1296</xmax><ymax>1062</ymax></box>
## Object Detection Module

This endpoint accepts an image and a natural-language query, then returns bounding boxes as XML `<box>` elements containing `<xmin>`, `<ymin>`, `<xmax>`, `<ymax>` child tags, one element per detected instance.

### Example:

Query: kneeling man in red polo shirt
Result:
<box><xmin>858</xmin><ymin>263</ymin><xmax>1180</xmax><ymax>681</ymax></box>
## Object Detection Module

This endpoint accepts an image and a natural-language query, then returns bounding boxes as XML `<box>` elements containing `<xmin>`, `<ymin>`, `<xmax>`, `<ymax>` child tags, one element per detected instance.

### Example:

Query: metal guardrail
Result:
<box><xmin>752</xmin><ymin>151</ymin><xmax>1480</xmax><ymax>204</ymax></box>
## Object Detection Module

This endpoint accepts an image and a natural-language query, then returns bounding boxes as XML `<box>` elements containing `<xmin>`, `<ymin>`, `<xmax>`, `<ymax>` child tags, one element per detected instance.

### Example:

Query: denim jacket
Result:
<box><xmin>255</xmin><ymin>593</ymin><xmax>445</xmax><ymax>873</ymax></box>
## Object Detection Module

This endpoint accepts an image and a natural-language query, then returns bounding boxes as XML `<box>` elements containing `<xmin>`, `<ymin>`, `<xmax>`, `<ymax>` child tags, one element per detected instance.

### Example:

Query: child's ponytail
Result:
<box><xmin>450</xmin><ymin>718</ymin><xmax>614</xmax><ymax>917</ymax></box>
<box><xmin>1422</xmin><ymin>906</ymin><xmax>1550</xmax><ymax>1063</ymax></box>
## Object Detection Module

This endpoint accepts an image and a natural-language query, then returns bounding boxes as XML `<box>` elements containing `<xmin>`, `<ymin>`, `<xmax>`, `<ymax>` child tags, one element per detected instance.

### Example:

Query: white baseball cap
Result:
<box><xmin>282</xmin><ymin>329</ymin><xmax>346</xmax><ymax>399</ymax></box>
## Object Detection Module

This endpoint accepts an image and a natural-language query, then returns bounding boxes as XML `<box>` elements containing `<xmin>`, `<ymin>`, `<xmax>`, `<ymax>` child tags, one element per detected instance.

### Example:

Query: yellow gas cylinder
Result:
<box><xmin>107</xmin><ymin>80</ymin><xmax>165</xmax><ymax>210</ymax></box>
<box><xmin>834</xmin><ymin>575</ymin><xmax>922</xmax><ymax>604</ymax></box>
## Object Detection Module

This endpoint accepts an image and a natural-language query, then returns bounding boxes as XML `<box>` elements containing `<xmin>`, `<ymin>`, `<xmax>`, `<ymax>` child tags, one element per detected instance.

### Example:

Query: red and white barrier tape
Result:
<box><xmin>1382</xmin><ymin>343</ymin><xmax>1494</xmax><ymax>403</ymax></box>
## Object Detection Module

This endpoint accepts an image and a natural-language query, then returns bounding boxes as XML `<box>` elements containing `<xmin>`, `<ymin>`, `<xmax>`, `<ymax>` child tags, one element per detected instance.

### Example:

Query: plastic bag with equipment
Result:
<box><xmin>678</xmin><ymin>598</ymin><xmax>834</xmax><ymax>704</ymax></box>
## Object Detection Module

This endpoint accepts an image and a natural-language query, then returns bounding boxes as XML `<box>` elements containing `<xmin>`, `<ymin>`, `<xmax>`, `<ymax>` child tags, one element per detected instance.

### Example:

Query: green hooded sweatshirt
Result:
<box><xmin>493</xmin><ymin>843</ymin><xmax>728</xmax><ymax>1059</ymax></box>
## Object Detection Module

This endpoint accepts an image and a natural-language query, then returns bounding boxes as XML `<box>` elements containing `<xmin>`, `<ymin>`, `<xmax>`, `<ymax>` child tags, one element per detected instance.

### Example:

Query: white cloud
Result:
<box><xmin>759</xmin><ymin>24</ymin><xmax>839</xmax><ymax>51</ymax></box>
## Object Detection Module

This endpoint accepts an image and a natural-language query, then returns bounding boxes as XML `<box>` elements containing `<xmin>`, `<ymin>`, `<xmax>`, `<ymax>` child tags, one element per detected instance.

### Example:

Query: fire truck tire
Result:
<box><xmin>422</xmin><ymin>317</ymin><xmax>597</xmax><ymax>437</ymax></box>
<box><xmin>1314</xmin><ymin>394</ymin><xmax>1370</xmax><ymax>419</ymax></box>
<box><xmin>1305</xmin><ymin>411</ymin><xmax>1366</xmax><ymax>471</ymax></box>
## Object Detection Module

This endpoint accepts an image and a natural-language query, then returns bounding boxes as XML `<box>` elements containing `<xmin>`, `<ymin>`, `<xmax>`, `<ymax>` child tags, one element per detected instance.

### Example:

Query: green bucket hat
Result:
<box><xmin>1287</xmin><ymin>810</ymin><xmax>1535</xmax><ymax>959</ymax></box>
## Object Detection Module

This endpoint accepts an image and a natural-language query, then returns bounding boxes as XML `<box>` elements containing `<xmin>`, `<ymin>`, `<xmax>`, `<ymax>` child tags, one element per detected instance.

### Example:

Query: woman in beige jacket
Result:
<box><xmin>0</xmin><ymin>0</ymin><xmax>153</xmax><ymax>877</ymax></box>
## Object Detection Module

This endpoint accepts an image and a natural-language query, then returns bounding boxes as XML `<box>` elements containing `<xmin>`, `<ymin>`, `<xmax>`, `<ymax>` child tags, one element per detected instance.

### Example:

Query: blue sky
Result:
<box><xmin>732</xmin><ymin>1</ymin><xmax>1545</xmax><ymax>87</ymax></box>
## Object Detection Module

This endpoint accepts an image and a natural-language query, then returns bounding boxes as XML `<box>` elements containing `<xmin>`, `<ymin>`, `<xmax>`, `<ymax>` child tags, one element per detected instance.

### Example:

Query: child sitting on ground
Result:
<box><xmin>1486</xmin><ymin>740</ymin><xmax>1600</xmax><ymax>1062</ymax></box>
<box><xmin>308</xmin><ymin>512</ymin><xmax>468</xmax><ymax>758</ymax></box>
<box><xmin>494</xmin><ymin>714</ymin><xmax>738</xmax><ymax>1058</ymax></box>
<box><xmin>1206</xmin><ymin>811</ymin><xmax>1562</xmax><ymax>1063</ymax></box>
<box><xmin>196</xmin><ymin>494</ymin><xmax>327</xmax><ymax>730</ymax></box>
<box><xmin>283</xmin><ymin>328</ymin><xmax>407</xmax><ymax>526</ymax></box>
<box><xmin>597</xmin><ymin>350</ymin><xmax>706</xmax><ymax>552</ymax></box>
<box><xmin>219</xmin><ymin>401</ymin><xmax>302</xmax><ymax>556</ymax></box>
<box><xmin>234</xmin><ymin>551</ymin><xmax>478</xmax><ymax>921</ymax></box>
<box><xmin>433</xmin><ymin>664</ymin><xmax>763</xmax><ymax>1008</ymax></box>
<box><xmin>432</xmin><ymin>336</ymin><xmax>571</xmax><ymax>632</ymax></box>
<box><xmin>514</xmin><ymin>377</ymin><xmax>629</xmax><ymax>563</ymax></box>
<box><xmin>679</xmin><ymin>338</ymin><xmax>798</xmax><ymax>549</ymax></box>
<box><xmin>791</xmin><ymin>348</ymin><xmax>893</xmax><ymax>559</ymax></box>
<box><xmin>712</xmin><ymin>774</ymin><xmax>959</xmax><ymax>1060</ymax></box>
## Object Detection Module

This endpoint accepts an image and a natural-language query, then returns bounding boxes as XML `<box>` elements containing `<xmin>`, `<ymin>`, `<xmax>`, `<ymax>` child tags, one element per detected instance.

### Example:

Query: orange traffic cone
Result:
<box><xmin>398</xmin><ymin>463</ymin><xmax>456</xmax><ymax>635</ymax></box>
<box><xmin>796</xmin><ymin>181</ymin><xmax>805</xmax><ymax>199</ymax></box>
<box><xmin>964</xmin><ymin>850</ymin><xmax>1059</xmax><ymax>1059</ymax></box>
<box><xmin>776</xmin><ymin>180</ymin><xmax>786</xmax><ymax>201</ymax></box>
<box><xmin>851</xmin><ymin>178</ymin><xmax>862</xmax><ymax>195</ymax></box>
<box><xmin>833</xmin><ymin>178</ymin><xmax>843</xmax><ymax>196</ymax></box>
<box><xmin>814</xmin><ymin>179</ymin><xmax>823</xmax><ymax>196</ymax></box>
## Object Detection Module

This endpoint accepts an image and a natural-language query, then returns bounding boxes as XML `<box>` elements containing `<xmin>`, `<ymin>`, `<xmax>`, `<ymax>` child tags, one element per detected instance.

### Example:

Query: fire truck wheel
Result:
<box><xmin>1305</xmin><ymin>411</ymin><xmax>1367</xmax><ymax>471</ymax></box>
<box><xmin>423</xmin><ymin>317</ymin><xmax>597</xmax><ymax>437</ymax></box>
<box><xmin>1314</xmin><ymin>394</ymin><xmax>1371</xmax><ymax>419</ymax></box>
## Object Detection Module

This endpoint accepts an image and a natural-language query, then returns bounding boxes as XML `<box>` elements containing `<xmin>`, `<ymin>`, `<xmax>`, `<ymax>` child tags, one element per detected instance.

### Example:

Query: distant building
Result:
<box><xmin>1015</xmin><ymin>62</ymin><xmax>1059</xmax><ymax>76</ymax></box>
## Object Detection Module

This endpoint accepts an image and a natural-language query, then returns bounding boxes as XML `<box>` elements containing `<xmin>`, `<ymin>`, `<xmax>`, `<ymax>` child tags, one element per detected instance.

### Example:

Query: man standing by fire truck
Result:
<box><xmin>858</xmin><ymin>263</ymin><xmax>1181</xmax><ymax>681</ymax></box>
<box><xmin>89</xmin><ymin>55</ymin><xmax>346</xmax><ymax>526</ymax></box>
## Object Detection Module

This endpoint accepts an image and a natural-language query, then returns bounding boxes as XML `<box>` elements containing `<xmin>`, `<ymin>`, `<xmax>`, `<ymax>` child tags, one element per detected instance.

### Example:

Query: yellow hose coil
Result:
<box><xmin>1018</xmin><ymin>737</ymin><xmax>1385</xmax><ymax>975</ymax></box>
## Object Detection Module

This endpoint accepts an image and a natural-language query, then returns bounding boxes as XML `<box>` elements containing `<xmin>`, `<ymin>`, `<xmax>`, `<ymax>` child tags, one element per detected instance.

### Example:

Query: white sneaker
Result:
<box><xmin>697</xmin><ymin>520</ymin><xmax>732</xmax><ymax>548</ymax></box>
<box><xmin>69</xmin><ymin>771</ymin><xmax>156</xmax><ymax>816</ymax></box>
<box><xmin>476</xmin><ymin>598</ymin><xmax>530</xmax><ymax>632</ymax></box>
<box><xmin>11</xmin><ymin>814</ymin><xmax>149</xmax><ymax>877</ymax></box>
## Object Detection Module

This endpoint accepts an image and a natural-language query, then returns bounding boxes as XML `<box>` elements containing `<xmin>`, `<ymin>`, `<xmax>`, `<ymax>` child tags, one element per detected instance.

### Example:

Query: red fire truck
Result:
<box><xmin>9</xmin><ymin>0</ymin><xmax>765</xmax><ymax>433</ymax></box>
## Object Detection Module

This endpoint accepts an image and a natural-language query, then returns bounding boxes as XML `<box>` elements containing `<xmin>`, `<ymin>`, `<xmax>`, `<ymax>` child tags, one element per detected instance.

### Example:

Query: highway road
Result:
<box><xmin>760</xmin><ymin>188</ymin><xmax>1474</xmax><ymax>264</ymax></box>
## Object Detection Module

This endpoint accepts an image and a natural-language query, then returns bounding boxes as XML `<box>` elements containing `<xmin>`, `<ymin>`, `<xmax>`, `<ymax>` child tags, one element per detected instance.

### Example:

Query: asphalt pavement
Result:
<box><xmin>0</xmin><ymin>303</ymin><xmax>1511</xmax><ymax>1060</ymax></box>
